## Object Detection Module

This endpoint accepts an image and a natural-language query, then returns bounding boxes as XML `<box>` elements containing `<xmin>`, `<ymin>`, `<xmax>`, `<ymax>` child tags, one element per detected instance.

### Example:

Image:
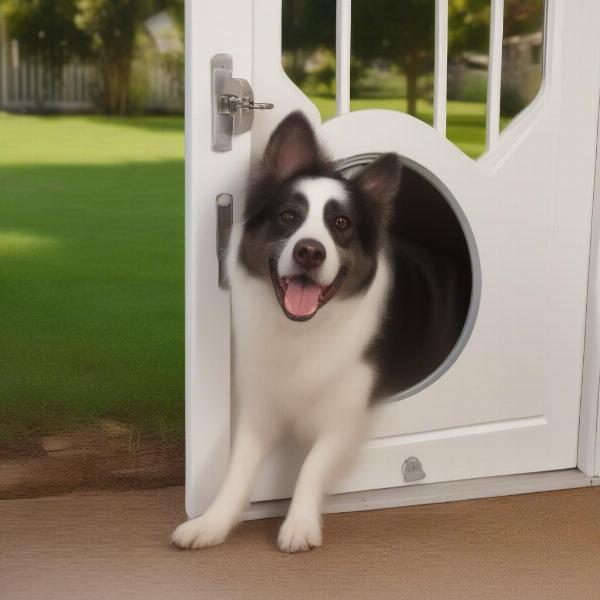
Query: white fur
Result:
<box><xmin>172</xmin><ymin>206</ymin><xmax>391</xmax><ymax>553</ymax></box>
<box><xmin>277</xmin><ymin>177</ymin><xmax>347</xmax><ymax>285</ymax></box>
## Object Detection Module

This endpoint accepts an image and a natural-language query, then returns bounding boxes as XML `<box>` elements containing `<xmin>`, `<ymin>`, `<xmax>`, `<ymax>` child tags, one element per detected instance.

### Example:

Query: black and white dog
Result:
<box><xmin>172</xmin><ymin>111</ymin><xmax>466</xmax><ymax>553</ymax></box>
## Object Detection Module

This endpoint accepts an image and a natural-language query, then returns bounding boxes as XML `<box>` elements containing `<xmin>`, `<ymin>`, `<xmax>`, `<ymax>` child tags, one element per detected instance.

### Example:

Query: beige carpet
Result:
<box><xmin>2</xmin><ymin>485</ymin><xmax>600</xmax><ymax>600</ymax></box>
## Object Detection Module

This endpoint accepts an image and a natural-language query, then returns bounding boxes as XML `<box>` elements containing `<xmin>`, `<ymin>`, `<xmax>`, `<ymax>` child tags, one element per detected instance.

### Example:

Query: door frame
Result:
<box><xmin>184</xmin><ymin>0</ymin><xmax>253</xmax><ymax>517</ymax></box>
<box><xmin>578</xmin><ymin>96</ymin><xmax>600</xmax><ymax>479</ymax></box>
<box><xmin>185</xmin><ymin>0</ymin><xmax>600</xmax><ymax>520</ymax></box>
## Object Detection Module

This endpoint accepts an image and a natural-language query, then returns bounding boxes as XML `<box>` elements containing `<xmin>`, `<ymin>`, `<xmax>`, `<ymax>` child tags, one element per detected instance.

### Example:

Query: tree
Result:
<box><xmin>353</xmin><ymin>0</ymin><xmax>544</xmax><ymax>116</ymax></box>
<box><xmin>167</xmin><ymin>0</ymin><xmax>183</xmax><ymax>31</ymax></box>
<box><xmin>282</xmin><ymin>0</ymin><xmax>336</xmax><ymax>85</ymax></box>
<box><xmin>448</xmin><ymin>0</ymin><xmax>544</xmax><ymax>55</ymax></box>
<box><xmin>352</xmin><ymin>0</ymin><xmax>435</xmax><ymax>116</ymax></box>
<box><xmin>2</xmin><ymin>0</ymin><xmax>182</xmax><ymax>114</ymax></box>
<box><xmin>74</xmin><ymin>0</ymin><xmax>182</xmax><ymax>115</ymax></box>
<box><xmin>448</xmin><ymin>0</ymin><xmax>490</xmax><ymax>56</ymax></box>
<box><xmin>0</xmin><ymin>0</ymin><xmax>90</xmax><ymax>70</ymax></box>
<box><xmin>75</xmin><ymin>0</ymin><xmax>149</xmax><ymax>114</ymax></box>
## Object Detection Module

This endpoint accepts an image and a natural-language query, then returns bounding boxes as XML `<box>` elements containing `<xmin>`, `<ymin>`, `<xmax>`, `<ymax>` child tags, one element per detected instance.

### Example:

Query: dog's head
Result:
<box><xmin>239</xmin><ymin>111</ymin><xmax>401</xmax><ymax>321</ymax></box>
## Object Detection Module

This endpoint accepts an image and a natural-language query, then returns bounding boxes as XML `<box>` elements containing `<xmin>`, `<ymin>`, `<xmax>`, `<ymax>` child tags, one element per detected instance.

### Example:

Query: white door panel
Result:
<box><xmin>187</xmin><ymin>0</ymin><xmax>600</xmax><ymax>515</ymax></box>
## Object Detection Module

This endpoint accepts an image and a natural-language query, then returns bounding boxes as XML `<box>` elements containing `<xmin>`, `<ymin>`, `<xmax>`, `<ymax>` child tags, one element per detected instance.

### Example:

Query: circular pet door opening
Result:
<box><xmin>336</xmin><ymin>154</ymin><xmax>480</xmax><ymax>401</ymax></box>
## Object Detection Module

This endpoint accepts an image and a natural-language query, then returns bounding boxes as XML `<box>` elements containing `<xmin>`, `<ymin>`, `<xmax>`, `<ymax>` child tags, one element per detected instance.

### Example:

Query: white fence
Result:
<box><xmin>0</xmin><ymin>39</ymin><xmax>183</xmax><ymax>113</ymax></box>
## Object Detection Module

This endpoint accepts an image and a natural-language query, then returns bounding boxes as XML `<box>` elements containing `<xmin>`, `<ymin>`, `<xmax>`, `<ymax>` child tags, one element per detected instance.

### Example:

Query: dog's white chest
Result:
<box><xmin>228</xmin><ymin>229</ymin><xmax>391</xmax><ymax>419</ymax></box>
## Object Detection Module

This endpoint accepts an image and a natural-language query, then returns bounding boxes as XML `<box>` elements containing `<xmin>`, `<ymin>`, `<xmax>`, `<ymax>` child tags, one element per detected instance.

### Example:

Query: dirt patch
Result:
<box><xmin>0</xmin><ymin>420</ymin><xmax>184</xmax><ymax>499</ymax></box>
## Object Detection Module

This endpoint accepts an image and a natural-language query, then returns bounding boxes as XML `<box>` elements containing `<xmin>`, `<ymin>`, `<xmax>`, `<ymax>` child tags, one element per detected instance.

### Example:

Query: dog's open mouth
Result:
<box><xmin>269</xmin><ymin>260</ymin><xmax>348</xmax><ymax>321</ymax></box>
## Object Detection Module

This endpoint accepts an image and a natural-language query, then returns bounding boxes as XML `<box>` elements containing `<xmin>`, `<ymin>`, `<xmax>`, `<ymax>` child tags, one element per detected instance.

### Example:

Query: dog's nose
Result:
<box><xmin>293</xmin><ymin>239</ymin><xmax>326</xmax><ymax>270</ymax></box>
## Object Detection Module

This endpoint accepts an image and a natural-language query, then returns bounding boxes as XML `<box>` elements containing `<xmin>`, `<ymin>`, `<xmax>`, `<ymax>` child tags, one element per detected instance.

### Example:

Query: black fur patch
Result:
<box><xmin>368</xmin><ymin>166</ymin><xmax>472</xmax><ymax>400</ymax></box>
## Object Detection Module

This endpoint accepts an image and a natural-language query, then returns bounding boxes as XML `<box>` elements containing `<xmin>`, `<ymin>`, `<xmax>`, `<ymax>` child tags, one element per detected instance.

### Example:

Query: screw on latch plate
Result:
<box><xmin>402</xmin><ymin>456</ymin><xmax>426</xmax><ymax>482</ymax></box>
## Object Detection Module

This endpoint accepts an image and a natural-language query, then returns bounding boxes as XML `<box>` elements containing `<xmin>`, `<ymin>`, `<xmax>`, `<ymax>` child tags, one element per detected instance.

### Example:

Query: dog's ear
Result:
<box><xmin>261</xmin><ymin>111</ymin><xmax>326</xmax><ymax>180</ymax></box>
<box><xmin>353</xmin><ymin>153</ymin><xmax>402</xmax><ymax>218</ymax></box>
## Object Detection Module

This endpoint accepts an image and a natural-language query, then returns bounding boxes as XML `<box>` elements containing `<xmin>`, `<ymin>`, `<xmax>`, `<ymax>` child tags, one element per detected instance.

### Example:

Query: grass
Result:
<box><xmin>310</xmin><ymin>96</ymin><xmax>509</xmax><ymax>159</ymax></box>
<box><xmin>0</xmin><ymin>99</ymin><xmax>497</xmax><ymax>445</ymax></box>
<box><xmin>0</xmin><ymin>114</ymin><xmax>184</xmax><ymax>442</ymax></box>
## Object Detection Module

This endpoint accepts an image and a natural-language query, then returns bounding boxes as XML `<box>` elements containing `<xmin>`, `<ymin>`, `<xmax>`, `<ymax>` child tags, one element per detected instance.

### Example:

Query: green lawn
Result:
<box><xmin>0</xmin><ymin>114</ymin><xmax>184</xmax><ymax>442</ymax></box>
<box><xmin>0</xmin><ymin>100</ymin><xmax>494</xmax><ymax>445</ymax></box>
<box><xmin>310</xmin><ymin>96</ymin><xmax>507</xmax><ymax>159</ymax></box>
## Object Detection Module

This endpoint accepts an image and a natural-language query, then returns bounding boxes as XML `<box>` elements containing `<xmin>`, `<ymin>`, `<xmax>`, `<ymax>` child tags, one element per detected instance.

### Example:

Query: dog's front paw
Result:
<box><xmin>171</xmin><ymin>514</ymin><xmax>231</xmax><ymax>550</ymax></box>
<box><xmin>277</xmin><ymin>516</ymin><xmax>322</xmax><ymax>553</ymax></box>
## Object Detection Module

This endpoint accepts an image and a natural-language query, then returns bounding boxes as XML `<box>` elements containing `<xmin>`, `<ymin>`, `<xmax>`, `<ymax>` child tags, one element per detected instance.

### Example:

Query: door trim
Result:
<box><xmin>243</xmin><ymin>469</ymin><xmax>597</xmax><ymax>520</ymax></box>
<box><xmin>184</xmin><ymin>0</ymin><xmax>253</xmax><ymax>518</ymax></box>
<box><xmin>578</xmin><ymin>87</ymin><xmax>600</xmax><ymax>478</ymax></box>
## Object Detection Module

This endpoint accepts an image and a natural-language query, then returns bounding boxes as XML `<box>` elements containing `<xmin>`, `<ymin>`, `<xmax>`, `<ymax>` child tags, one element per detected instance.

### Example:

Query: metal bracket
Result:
<box><xmin>402</xmin><ymin>457</ymin><xmax>426</xmax><ymax>482</ymax></box>
<box><xmin>216</xmin><ymin>194</ymin><xmax>233</xmax><ymax>289</ymax></box>
<box><xmin>211</xmin><ymin>54</ymin><xmax>273</xmax><ymax>152</ymax></box>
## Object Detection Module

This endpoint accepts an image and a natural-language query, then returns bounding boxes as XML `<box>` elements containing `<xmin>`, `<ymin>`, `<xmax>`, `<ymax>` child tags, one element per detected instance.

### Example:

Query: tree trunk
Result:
<box><xmin>117</xmin><ymin>64</ymin><xmax>131</xmax><ymax>116</ymax></box>
<box><xmin>405</xmin><ymin>69</ymin><xmax>418</xmax><ymax>117</ymax></box>
<box><xmin>100</xmin><ymin>59</ymin><xmax>131</xmax><ymax>115</ymax></box>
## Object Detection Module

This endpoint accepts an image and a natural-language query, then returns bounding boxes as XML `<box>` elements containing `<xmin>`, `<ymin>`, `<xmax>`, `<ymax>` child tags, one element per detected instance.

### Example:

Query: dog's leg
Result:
<box><xmin>277</xmin><ymin>369</ymin><xmax>371</xmax><ymax>553</ymax></box>
<box><xmin>277</xmin><ymin>423</ymin><xmax>363</xmax><ymax>553</ymax></box>
<box><xmin>171</xmin><ymin>419</ymin><xmax>278</xmax><ymax>549</ymax></box>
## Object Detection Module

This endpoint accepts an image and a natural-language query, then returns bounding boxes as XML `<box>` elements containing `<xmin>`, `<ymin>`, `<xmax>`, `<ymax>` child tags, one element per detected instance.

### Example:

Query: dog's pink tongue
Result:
<box><xmin>284</xmin><ymin>277</ymin><xmax>321</xmax><ymax>318</ymax></box>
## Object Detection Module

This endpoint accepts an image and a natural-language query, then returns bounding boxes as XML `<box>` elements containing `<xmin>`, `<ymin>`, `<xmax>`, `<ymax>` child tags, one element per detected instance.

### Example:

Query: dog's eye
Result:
<box><xmin>280</xmin><ymin>210</ymin><xmax>296</xmax><ymax>224</ymax></box>
<box><xmin>334</xmin><ymin>216</ymin><xmax>350</xmax><ymax>230</ymax></box>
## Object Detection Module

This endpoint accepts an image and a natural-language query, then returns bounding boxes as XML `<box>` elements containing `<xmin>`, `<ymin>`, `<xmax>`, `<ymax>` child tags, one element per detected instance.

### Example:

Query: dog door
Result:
<box><xmin>186</xmin><ymin>1</ymin><xmax>600</xmax><ymax>516</ymax></box>
<box><xmin>336</xmin><ymin>153</ymin><xmax>479</xmax><ymax>401</ymax></box>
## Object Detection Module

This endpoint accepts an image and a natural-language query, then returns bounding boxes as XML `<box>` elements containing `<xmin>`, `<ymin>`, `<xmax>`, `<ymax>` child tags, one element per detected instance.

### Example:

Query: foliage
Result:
<box><xmin>282</xmin><ymin>0</ymin><xmax>335</xmax><ymax>86</ymax></box>
<box><xmin>167</xmin><ymin>0</ymin><xmax>184</xmax><ymax>30</ymax></box>
<box><xmin>352</xmin><ymin>0</ymin><xmax>435</xmax><ymax>116</ymax></box>
<box><xmin>74</xmin><ymin>0</ymin><xmax>152</xmax><ymax>114</ymax></box>
<box><xmin>448</xmin><ymin>0</ymin><xmax>490</xmax><ymax>56</ymax></box>
<box><xmin>449</xmin><ymin>0</ymin><xmax>545</xmax><ymax>54</ymax></box>
<box><xmin>1</xmin><ymin>0</ymin><xmax>183</xmax><ymax>114</ymax></box>
<box><xmin>0</xmin><ymin>0</ymin><xmax>90</xmax><ymax>69</ymax></box>
<box><xmin>282</xmin><ymin>0</ymin><xmax>335</xmax><ymax>55</ymax></box>
<box><xmin>350</xmin><ymin>0</ymin><xmax>534</xmax><ymax>113</ymax></box>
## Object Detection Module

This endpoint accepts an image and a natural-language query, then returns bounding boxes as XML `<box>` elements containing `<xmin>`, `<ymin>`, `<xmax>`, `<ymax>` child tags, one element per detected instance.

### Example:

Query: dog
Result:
<box><xmin>172</xmin><ymin>111</ymin><xmax>467</xmax><ymax>552</ymax></box>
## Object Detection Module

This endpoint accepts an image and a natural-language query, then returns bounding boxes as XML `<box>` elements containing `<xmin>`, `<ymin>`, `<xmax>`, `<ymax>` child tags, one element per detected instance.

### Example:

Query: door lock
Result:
<box><xmin>218</xmin><ymin>94</ymin><xmax>274</xmax><ymax>115</ymax></box>
<box><xmin>211</xmin><ymin>54</ymin><xmax>274</xmax><ymax>152</ymax></box>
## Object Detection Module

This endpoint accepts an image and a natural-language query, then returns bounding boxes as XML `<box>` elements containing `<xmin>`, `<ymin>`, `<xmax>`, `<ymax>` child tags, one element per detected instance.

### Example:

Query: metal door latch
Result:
<box><xmin>402</xmin><ymin>457</ymin><xmax>426</xmax><ymax>482</ymax></box>
<box><xmin>211</xmin><ymin>54</ymin><xmax>274</xmax><ymax>152</ymax></box>
<box><xmin>218</xmin><ymin>94</ymin><xmax>273</xmax><ymax>115</ymax></box>
<box><xmin>216</xmin><ymin>193</ymin><xmax>233</xmax><ymax>289</ymax></box>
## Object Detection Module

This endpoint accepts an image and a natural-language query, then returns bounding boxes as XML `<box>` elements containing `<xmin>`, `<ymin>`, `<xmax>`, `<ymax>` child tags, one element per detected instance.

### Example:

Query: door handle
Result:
<box><xmin>211</xmin><ymin>54</ymin><xmax>274</xmax><ymax>152</ymax></box>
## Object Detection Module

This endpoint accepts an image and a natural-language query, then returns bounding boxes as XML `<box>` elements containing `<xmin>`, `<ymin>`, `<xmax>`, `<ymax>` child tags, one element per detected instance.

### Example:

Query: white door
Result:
<box><xmin>186</xmin><ymin>0</ymin><xmax>600</xmax><ymax>516</ymax></box>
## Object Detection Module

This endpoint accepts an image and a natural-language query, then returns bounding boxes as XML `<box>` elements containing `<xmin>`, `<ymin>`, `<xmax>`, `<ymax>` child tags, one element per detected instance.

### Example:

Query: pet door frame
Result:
<box><xmin>334</xmin><ymin>152</ymin><xmax>482</xmax><ymax>403</ymax></box>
